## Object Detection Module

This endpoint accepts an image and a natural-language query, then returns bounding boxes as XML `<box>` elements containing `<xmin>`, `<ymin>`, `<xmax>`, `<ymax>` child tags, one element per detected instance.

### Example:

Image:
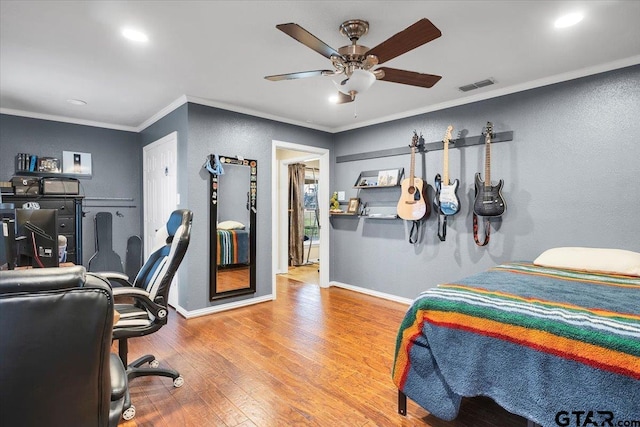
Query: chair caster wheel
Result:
<box><xmin>122</xmin><ymin>404</ymin><xmax>136</xmax><ymax>420</ymax></box>
<box><xmin>149</xmin><ymin>359</ymin><xmax>160</xmax><ymax>368</ymax></box>
<box><xmin>173</xmin><ymin>376</ymin><xmax>184</xmax><ymax>388</ymax></box>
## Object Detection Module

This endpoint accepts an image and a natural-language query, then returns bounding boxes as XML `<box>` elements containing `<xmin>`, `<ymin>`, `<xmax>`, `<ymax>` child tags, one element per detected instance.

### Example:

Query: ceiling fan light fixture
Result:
<box><xmin>334</xmin><ymin>69</ymin><xmax>376</xmax><ymax>96</ymax></box>
<box><xmin>554</xmin><ymin>12</ymin><xmax>584</xmax><ymax>28</ymax></box>
<box><xmin>121</xmin><ymin>27</ymin><xmax>149</xmax><ymax>43</ymax></box>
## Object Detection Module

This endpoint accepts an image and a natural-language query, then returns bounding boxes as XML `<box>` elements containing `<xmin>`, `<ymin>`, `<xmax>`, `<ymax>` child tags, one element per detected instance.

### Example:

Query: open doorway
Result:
<box><xmin>271</xmin><ymin>140</ymin><xmax>329</xmax><ymax>298</ymax></box>
<box><xmin>284</xmin><ymin>160</ymin><xmax>320</xmax><ymax>284</ymax></box>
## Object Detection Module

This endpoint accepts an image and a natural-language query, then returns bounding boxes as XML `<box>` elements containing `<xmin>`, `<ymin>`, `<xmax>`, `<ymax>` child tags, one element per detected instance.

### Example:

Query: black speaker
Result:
<box><xmin>42</xmin><ymin>178</ymin><xmax>79</xmax><ymax>195</ymax></box>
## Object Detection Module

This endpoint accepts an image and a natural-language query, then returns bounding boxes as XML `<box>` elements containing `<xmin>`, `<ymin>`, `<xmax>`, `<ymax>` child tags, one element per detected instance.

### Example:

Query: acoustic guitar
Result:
<box><xmin>397</xmin><ymin>131</ymin><xmax>429</xmax><ymax>220</ymax></box>
<box><xmin>473</xmin><ymin>122</ymin><xmax>506</xmax><ymax>217</ymax></box>
<box><xmin>434</xmin><ymin>125</ymin><xmax>460</xmax><ymax>216</ymax></box>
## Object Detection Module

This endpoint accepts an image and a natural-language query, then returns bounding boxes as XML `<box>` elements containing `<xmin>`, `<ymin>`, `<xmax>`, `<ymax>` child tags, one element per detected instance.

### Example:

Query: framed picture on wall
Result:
<box><xmin>347</xmin><ymin>198</ymin><xmax>360</xmax><ymax>214</ymax></box>
<box><xmin>62</xmin><ymin>151</ymin><xmax>92</xmax><ymax>176</ymax></box>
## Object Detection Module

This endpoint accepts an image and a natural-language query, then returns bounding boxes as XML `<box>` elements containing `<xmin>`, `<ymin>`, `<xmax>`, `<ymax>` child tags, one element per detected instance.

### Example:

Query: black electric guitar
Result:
<box><xmin>397</xmin><ymin>131</ymin><xmax>429</xmax><ymax>220</ymax></box>
<box><xmin>473</xmin><ymin>122</ymin><xmax>506</xmax><ymax>217</ymax></box>
<box><xmin>434</xmin><ymin>125</ymin><xmax>460</xmax><ymax>216</ymax></box>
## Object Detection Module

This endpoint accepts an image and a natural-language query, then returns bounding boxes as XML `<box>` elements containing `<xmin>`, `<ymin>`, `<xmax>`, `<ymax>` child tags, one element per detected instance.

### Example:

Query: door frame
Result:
<box><xmin>143</xmin><ymin>131</ymin><xmax>179</xmax><ymax>307</ymax></box>
<box><xmin>272</xmin><ymin>140</ymin><xmax>330</xmax><ymax>298</ymax></box>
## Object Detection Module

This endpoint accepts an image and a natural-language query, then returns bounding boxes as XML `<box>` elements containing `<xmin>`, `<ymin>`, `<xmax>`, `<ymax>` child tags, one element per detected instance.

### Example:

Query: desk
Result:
<box><xmin>15</xmin><ymin>262</ymin><xmax>76</xmax><ymax>270</ymax></box>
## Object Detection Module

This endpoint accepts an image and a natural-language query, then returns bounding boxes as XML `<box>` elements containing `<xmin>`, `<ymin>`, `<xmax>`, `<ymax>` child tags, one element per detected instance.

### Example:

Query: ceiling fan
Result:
<box><xmin>265</xmin><ymin>18</ymin><xmax>442</xmax><ymax>104</ymax></box>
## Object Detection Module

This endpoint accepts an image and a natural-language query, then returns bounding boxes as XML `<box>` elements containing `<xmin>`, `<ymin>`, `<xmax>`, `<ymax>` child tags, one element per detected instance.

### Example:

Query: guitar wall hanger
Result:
<box><xmin>336</xmin><ymin>130</ymin><xmax>514</xmax><ymax>163</ymax></box>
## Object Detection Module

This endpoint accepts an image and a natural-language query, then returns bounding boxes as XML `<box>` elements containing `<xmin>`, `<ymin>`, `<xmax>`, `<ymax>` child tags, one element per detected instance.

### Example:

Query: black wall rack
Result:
<box><xmin>336</xmin><ymin>130</ymin><xmax>514</xmax><ymax>163</ymax></box>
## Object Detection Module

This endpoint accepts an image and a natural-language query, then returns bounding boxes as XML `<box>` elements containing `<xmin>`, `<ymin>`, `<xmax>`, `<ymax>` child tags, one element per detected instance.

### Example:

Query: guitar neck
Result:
<box><xmin>443</xmin><ymin>139</ymin><xmax>449</xmax><ymax>185</ymax></box>
<box><xmin>484</xmin><ymin>135</ymin><xmax>491</xmax><ymax>188</ymax></box>
<box><xmin>409</xmin><ymin>146</ymin><xmax>415</xmax><ymax>186</ymax></box>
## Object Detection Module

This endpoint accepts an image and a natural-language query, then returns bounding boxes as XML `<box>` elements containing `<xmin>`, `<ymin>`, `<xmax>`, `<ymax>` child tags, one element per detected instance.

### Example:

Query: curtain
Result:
<box><xmin>288</xmin><ymin>163</ymin><xmax>306</xmax><ymax>266</ymax></box>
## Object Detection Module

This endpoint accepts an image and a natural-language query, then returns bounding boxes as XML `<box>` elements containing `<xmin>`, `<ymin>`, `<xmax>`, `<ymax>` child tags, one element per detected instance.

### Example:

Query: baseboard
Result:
<box><xmin>174</xmin><ymin>294</ymin><xmax>275</xmax><ymax>319</ymax></box>
<box><xmin>329</xmin><ymin>281</ymin><xmax>413</xmax><ymax>305</ymax></box>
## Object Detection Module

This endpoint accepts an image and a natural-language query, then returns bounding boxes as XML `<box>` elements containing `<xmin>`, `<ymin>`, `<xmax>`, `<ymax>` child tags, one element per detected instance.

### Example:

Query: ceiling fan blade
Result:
<box><xmin>276</xmin><ymin>23</ymin><xmax>341</xmax><ymax>59</ymax></box>
<box><xmin>265</xmin><ymin>70</ymin><xmax>334</xmax><ymax>81</ymax></box>
<box><xmin>377</xmin><ymin>67</ymin><xmax>442</xmax><ymax>88</ymax></box>
<box><xmin>335</xmin><ymin>91</ymin><xmax>354</xmax><ymax>104</ymax></box>
<box><xmin>366</xmin><ymin>18</ymin><xmax>441</xmax><ymax>64</ymax></box>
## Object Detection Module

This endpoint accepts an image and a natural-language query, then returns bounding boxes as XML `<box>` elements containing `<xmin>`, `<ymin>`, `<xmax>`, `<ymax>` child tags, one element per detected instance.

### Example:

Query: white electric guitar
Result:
<box><xmin>434</xmin><ymin>125</ymin><xmax>460</xmax><ymax>216</ymax></box>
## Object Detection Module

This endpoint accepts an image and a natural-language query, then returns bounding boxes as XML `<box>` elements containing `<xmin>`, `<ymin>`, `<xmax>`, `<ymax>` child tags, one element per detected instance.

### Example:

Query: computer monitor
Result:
<box><xmin>1</xmin><ymin>218</ymin><xmax>17</xmax><ymax>270</ymax></box>
<box><xmin>0</xmin><ymin>204</ymin><xmax>16</xmax><ymax>270</ymax></box>
<box><xmin>15</xmin><ymin>208</ymin><xmax>59</xmax><ymax>268</ymax></box>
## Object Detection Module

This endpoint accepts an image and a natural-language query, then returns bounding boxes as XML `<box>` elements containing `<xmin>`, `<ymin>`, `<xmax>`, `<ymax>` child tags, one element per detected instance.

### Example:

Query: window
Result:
<box><xmin>303</xmin><ymin>172</ymin><xmax>319</xmax><ymax>245</ymax></box>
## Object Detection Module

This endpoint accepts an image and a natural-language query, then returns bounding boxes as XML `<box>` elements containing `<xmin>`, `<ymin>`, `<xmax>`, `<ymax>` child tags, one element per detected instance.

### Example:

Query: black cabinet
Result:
<box><xmin>3</xmin><ymin>195</ymin><xmax>84</xmax><ymax>264</ymax></box>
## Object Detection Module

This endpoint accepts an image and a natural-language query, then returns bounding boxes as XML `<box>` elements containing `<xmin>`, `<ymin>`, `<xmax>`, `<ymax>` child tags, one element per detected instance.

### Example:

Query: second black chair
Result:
<box><xmin>99</xmin><ymin>209</ymin><xmax>192</xmax><ymax>419</ymax></box>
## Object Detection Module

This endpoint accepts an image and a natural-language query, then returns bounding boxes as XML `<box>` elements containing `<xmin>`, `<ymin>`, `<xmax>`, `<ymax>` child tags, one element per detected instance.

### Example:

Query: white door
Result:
<box><xmin>143</xmin><ymin>132</ymin><xmax>179</xmax><ymax>307</ymax></box>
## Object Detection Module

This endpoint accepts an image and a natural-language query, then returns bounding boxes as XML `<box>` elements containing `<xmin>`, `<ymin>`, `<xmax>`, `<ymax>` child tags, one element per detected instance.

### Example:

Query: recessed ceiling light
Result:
<box><xmin>67</xmin><ymin>99</ymin><xmax>87</xmax><ymax>106</ymax></box>
<box><xmin>122</xmin><ymin>28</ymin><xmax>148</xmax><ymax>43</ymax></box>
<box><xmin>554</xmin><ymin>12</ymin><xmax>584</xmax><ymax>29</ymax></box>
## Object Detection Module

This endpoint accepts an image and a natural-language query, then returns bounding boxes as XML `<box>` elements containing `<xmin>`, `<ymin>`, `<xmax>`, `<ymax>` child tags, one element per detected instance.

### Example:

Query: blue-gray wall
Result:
<box><xmin>183</xmin><ymin>103</ymin><xmax>332</xmax><ymax>311</ymax></box>
<box><xmin>139</xmin><ymin>104</ymin><xmax>190</xmax><ymax>307</ymax></box>
<box><xmin>139</xmin><ymin>103</ymin><xmax>332</xmax><ymax>312</ymax></box>
<box><xmin>0</xmin><ymin>115</ymin><xmax>140</xmax><ymax>266</ymax></box>
<box><xmin>331</xmin><ymin>64</ymin><xmax>640</xmax><ymax>299</ymax></box>
<box><xmin>2</xmin><ymin>64</ymin><xmax>638</xmax><ymax>309</ymax></box>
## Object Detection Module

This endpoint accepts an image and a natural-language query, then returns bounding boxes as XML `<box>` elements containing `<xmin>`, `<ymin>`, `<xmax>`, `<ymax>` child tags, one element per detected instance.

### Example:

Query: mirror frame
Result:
<box><xmin>209</xmin><ymin>155</ymin><xmax>257</xmax><ymax>300</ymax></box>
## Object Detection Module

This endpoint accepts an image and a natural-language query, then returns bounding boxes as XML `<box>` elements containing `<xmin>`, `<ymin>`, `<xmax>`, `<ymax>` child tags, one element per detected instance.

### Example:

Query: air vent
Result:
<box><xmin>458</xmin><ymin>78</ymin><xmax>495</xmax><ymax>92</ymax></box>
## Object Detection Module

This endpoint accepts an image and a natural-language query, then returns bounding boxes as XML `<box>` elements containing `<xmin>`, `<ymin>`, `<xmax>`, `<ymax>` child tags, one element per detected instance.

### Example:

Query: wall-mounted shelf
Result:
<box><xmin>13</xmin><ymin>171</ymin><xmax>90</xmax><ymax>180</ymax></box>
<box><xmin>330</xmin><ymin>212</ymin><xmax>358</xmax><ymax>217</ymax></box>
<box><xmin>354</xmin><ymin>168</ymin><xmax>404</xmax><ymax>188</ymax></box>
<box><xmin>337</xmin><ymin>130</ymin><xmax>513</xmax><ymax>163</ymax></box>
<box><xmin>362</xmin><ymin>214</ymin><xmax>399</xmax><ymax>220</ymax></box>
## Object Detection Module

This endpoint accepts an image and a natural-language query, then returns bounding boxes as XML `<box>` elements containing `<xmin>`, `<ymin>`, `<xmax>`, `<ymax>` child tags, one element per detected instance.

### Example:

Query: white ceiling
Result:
<box><xmin>1</xmin><ymin>1</ymin><xmax>639</xmax><ymax>133</ymax></box>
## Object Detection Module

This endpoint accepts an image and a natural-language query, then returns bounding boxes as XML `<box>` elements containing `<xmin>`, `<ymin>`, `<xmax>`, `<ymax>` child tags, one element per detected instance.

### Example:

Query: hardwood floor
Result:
<box><xmin>279</xmin><ymin>263</ymin><xmax>319</xmax><ymax>284</ymax></box>
<box><xmin>118</xmin><ymin>276</ymin><xmax>527</xmax><ymax>426</ymax></box>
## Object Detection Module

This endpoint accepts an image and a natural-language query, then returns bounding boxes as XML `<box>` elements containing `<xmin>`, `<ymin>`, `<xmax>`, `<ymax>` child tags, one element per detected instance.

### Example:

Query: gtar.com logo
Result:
<box><xmin>555</xmin><ymin>411</ymin><xmax>640</xmax><ymax>427</ymax></box>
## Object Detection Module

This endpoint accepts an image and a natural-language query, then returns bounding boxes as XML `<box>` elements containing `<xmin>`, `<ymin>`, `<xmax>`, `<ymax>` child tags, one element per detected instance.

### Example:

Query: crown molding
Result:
<box><xmin>184</xmin><ymin>95</ymin><xmax>333</xmax><ymax>133</ymax></box>
<box><xmin>135</xmin><ymin>95</ymin><xmax>188</xmax><ymax>132</ymax></box>
<box><xmin>0</xmin><ymin>107</ymin><xmax>138</xmax><ymax>132</ymax></box>
<box><xmin>331</xmin><ymin>55</ymin><xmax>640</xmax><ymax>133</ymax></box>
<box><xmin>3</xmin><ymin>55</ymin><xmax>638</xmax><ymax>135</ymax></box>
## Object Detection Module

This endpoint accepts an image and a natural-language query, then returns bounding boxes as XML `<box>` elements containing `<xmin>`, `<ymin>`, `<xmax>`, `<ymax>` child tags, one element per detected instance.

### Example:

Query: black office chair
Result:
<box><xmin>99</xmin><ymin>209</ymin><xmax>192</xmax><ymax>418</ymax></box>
<box><xmin>0</xmin><ymin>266</ymin><xmax>130</xmax><ymax>427</ymax></box>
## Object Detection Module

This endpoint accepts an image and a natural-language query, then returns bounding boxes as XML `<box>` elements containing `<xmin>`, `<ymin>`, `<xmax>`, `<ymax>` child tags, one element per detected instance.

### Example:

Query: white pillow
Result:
<box><xmin>217</xmin><ymin>220</ymin><xmax>245</xmax><ymax>230</ymax></box>
<box><xmin>533</xmin><ymin>247</ymin><xmax>640</xmax><ymax>277</ymax></box>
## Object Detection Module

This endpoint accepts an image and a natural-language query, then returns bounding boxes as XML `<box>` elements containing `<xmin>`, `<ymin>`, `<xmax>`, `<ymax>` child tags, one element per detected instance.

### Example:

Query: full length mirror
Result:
<box><xmin>209</xmin><ymin>155</ymin><xmax>257</xmax><ymax>300</ymax></box>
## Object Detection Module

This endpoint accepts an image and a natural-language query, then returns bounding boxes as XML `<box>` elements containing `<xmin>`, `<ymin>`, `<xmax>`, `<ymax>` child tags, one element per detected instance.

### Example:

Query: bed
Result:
<box><xmin>392</xmin><ymin>254</ymin><xmax>640</xmax><ymax>426</ymax></box>
<box><xmin>216</xmin><ymin>228</ymin><xmax>250</xmax><ymax>267</ymax></box>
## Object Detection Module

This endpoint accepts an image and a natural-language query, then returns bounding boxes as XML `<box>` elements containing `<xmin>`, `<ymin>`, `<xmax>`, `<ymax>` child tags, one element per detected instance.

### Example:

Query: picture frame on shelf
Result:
<box><xmin>62</xmin><ymin>151</ymin><xmax>92</xmax><ymax>176</ymax></box>
<box><xmin>347</xmin><ymin>198</ymin><xmax>360</xmax><ymax>214</ymax></box>
<box><xmin>38</xmin><ymin>157</ymin><xmax>61</xmax><ymax>173</ymax></box>
<box><xmin>377</xmin><ymin>169</ymin><xmax>399</xmax><ymax>186</ymax></box>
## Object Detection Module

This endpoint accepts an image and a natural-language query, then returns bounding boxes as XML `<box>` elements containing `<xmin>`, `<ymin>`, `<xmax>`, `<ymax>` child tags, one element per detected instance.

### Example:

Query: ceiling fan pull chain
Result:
<box><xmin>354</xmin><ymin>98</ymin><xmax>358</xmax><ymax>118</ymax></box>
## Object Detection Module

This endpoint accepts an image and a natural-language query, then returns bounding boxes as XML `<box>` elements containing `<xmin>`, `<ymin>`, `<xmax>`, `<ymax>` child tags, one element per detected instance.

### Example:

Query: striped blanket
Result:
<box><xmin>392</xmin><ymin>262</ymin><xmax>640</xmax><ymax>426</ymax></box>
<box><xmin>216</xmin><ymin>229</ymin><xmax>249</xmax><ymax>266</ymax></box>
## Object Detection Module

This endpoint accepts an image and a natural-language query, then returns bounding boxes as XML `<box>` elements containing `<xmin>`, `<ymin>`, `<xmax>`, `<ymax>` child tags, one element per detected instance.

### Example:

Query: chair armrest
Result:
<box><xmin>109</xmin><ymin>353</ymin><xmax>128</xmax><ymax>401</ymax></box>
<box><xmin>95</xmin><ymin>271</ymin><xmax>129</xmax><ymax>281</ymax></box>
<box><xmin>112</xmin><ymin>287</ymin><xmax>166</xmax><ymax>319</ymax></box>
<box><xmin>89</xmin><ymin>271</ymin><xmax>133</xmax><ymax>287</ymax></box>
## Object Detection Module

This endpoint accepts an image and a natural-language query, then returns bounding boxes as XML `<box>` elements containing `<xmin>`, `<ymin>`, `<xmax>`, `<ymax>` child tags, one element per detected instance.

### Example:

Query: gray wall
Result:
<box><xmin>331</xmin><ymin>64</ymin><xmax>640</xmax><ymax>299</ymax></box>
<box><xmin>139</xmin><ymin>104</ymin><xmax>189</xmax><ymax>306</ymax></box>
<box><xmin>141</xmin><ymin>103</ymin><xmax>333</xmax><ymax>312</ymax></box>
<box><xmin>2</xmin><ymin>64</ymin><xmax>638</xmax><ymax>308</ymax></box>
<box><xmin>0</xmin><ymin>115</ymin><xmax>141</xmax><ymax>266</ymax></box>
